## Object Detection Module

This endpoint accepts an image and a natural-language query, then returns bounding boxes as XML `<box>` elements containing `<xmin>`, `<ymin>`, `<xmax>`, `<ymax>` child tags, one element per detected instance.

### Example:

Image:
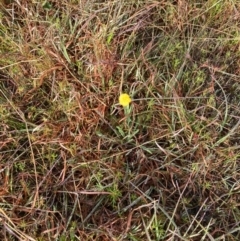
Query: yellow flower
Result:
<box><xmin>119</xmin><ymin>93</ymin><xmax>131</xmax><ymax>107</ymax></box>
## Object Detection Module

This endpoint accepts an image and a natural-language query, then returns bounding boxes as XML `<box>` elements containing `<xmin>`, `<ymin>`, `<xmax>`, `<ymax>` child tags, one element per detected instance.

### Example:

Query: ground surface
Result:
<box><xmin>0</xmin><ymin>0</ymin><xmax>240</xmax><ymax>240</ymax></box>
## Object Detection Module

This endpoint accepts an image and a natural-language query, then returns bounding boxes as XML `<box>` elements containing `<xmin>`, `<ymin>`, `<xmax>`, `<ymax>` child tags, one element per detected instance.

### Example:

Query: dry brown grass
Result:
<box><xmin>1</xmin><ymin>0</ymin><xmax>240</xmax><ymax>240</ymax></box>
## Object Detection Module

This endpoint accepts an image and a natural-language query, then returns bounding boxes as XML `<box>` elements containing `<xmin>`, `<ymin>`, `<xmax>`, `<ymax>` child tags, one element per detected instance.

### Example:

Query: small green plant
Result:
<box><xmin>107</xmin><ymin>183</ymin><xmax>122</xmax><ymax>208</ymax></box>
<box><xmin>116</xmin><ymin>93</ymin><xmax>140</xmax><ymax>143</ymax></box>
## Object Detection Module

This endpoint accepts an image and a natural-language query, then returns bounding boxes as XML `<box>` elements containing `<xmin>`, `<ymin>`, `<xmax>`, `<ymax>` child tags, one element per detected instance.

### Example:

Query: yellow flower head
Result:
<box><xmin>119</xmin><ymin>93</ymin><xmax>131</xmax><ymax>107</ymax></box>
